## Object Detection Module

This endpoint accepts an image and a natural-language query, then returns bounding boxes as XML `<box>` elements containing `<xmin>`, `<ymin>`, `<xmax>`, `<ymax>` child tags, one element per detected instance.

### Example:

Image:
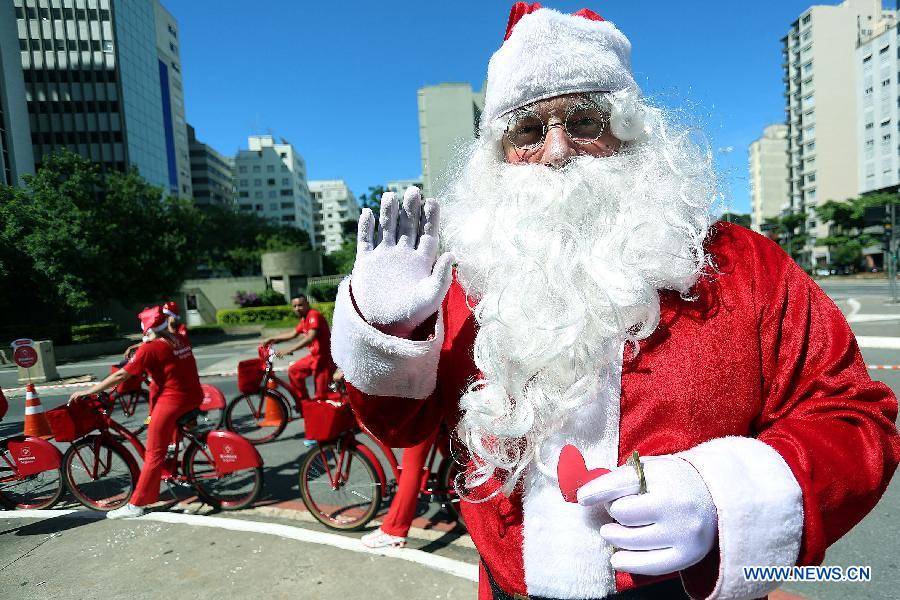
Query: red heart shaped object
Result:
<box><xmin>557</xmin><ymin>444</ymin><xmax>611</xmax><ymax>503</ymax></box>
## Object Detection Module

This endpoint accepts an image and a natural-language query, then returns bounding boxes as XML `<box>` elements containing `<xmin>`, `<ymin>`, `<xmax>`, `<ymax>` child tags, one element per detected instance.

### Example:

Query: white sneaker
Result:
<box><xmin>361</xmin><ymin>527</ymin><xmax>407</xmax><ymax>549</ymax></box>
<box><xmin>106</xmin><ymin>503</ymin><xmax>146</xmax><ymax>519</ymax></box>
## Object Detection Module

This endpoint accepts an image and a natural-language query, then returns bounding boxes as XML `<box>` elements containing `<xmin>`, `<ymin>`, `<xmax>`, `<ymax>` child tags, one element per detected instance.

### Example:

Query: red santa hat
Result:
<box><xmin>138</xmin><ymin>306</ymin><xmax>168</xmax><ymax>336</ymax></box>
<box><xmin>162</xmin><ymin>300</ymin><xmax>180</xmax><ymax>318</ymax></box>
<box><xmin>481</xmin><ymin>2</ymin><xmax>640</xmax><ymax>128</ymax></box>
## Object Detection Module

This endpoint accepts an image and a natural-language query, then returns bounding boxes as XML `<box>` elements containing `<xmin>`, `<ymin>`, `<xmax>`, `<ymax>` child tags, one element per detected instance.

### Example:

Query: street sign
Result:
<box><xmin>10</xmin><ymin>339</ymin><xmax>38</xmax><ymax>369</ymax></box>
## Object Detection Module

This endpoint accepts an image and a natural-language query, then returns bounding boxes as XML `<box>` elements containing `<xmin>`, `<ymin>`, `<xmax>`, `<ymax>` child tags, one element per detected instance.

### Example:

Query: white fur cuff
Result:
<box><xmin>677</xmin><ymin>437</ymin><xmax>803</xmax><ymax>600</ymax></box>
<box><xmin>331</xmin><ymin>278</ymin><xmax>443</xmax><ymax>399</ymax></box>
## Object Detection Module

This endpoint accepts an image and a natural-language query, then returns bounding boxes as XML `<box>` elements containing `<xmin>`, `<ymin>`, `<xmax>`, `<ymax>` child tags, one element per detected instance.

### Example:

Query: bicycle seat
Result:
<box><xmin>177</xmin><ymin>408</ymin><xmax>202</xmax><ymax>428</ymax></box>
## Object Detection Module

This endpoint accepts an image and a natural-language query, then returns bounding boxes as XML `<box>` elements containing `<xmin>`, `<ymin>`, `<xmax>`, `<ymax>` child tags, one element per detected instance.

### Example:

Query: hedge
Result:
<box><xmin>306</xmin><ymin>281</ymin><xmax>339</xmax><ymax>303</ymax></box>
<box><xmin>71</xmin><ymin>322</ymin><xmax>119</xmax><ymax>343</ymax></box>
<box><xmin>217</xmin><ymin>302</ymin><xmax>334</xmax><ymax>326</ymax></box>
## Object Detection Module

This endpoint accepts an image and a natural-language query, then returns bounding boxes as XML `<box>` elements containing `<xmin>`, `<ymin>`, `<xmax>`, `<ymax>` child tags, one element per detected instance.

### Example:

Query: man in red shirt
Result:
<box><xmin>264</xmin><ymin>294</ymin><xmax>333</xmax><ymax>401</ymax></box>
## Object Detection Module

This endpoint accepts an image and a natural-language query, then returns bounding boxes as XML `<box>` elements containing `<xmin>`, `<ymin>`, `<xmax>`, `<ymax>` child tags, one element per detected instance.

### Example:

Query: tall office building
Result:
<box><xmin>308</xmin><ymin>180</ymin><xmax>360</xmax><ymax>254</ymax></box>
<box><xmin>783</xmin><ymin>0</ymin><xmax>887</xmax><ymax>267</ymax></box>
<box><xmin>234</xmin><ymin>135</ymin><xmax>315</xmax><ymax>246</ymax></box>
<box><xmin>11</xmin><ymin>0</ymin><xmax>182</xmax><ymax>190</ymax></box>
<box><xmin>0</xmin><ymin>1</ymin><xmax>34</xmax><ymax>185</ymax></box>
<box><xmin>385</xmin><ymin>178</ymin><xmax>423</xmax><ymax>197</ymax></box>
<box><xmin>187</xmin><ymin>124</ymin><xmax>233</xmax><ymax>208</ymax></box>
<box><xmin>417</xmin><ymin>82</ymin><xmax>485</xmax><ymax>196</ymax></box>
<box><xmin>152</xmin><ymin>0</ymin><xmax>190</xmax><ymax>197</ymax></box>
<box><xmin>749</xmin><ymin>124</ymin><xmax>790</xmax><ymax>233</ymax></box>
<box><xmin>856</xmin><ymin>10</ymin><xmax>899</xmax><ymax>194</ymax></box>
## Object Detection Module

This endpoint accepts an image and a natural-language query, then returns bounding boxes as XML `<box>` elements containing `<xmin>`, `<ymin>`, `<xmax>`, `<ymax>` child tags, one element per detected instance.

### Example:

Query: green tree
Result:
<box><xmin>763</xmin><ymin>211</ymin><xmax>809</xmax><ymax>265</ymax></box>
<box><xmin>358</xmin><ymin>185</ymin><xmax>386</xmax><ymax>213</ymax></box>
<box><xmin>720</xmin><ymin>212</ymin><xmax>751</xmax><ymax>228</ymax></box>
<box><xmin>0</xmin><ymin>150</ymin><xmax>200</xmax><ymax>339</ymax></box>
<box><xmin>814</xmin><ymin>193</ymin><xmax>899</xmax><ymax>269</ymax></box>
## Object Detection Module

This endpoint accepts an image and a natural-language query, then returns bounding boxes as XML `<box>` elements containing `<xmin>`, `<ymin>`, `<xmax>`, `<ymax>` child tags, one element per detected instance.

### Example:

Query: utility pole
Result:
<box><xmin>886</xmin><ymin>203</ymin><xmax>897</xmax><ymax>303</ymax></box>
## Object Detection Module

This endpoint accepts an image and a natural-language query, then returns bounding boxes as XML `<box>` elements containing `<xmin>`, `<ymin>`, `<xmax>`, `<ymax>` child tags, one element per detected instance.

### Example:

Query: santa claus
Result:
<box><xmin>332</xmin><ymin>3</ymin><xmax>900</xmax><ymax>599</ymax></box>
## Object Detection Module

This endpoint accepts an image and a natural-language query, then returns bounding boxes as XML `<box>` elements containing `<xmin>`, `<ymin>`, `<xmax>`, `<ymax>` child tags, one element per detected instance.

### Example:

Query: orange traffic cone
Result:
<box><xmin>257</xmin><ymin>382</ymin><xmax>285</xmax><ymax>427</ymax></box>
<box><xmin>24</xmin><ymin>383</ymin><xmax>53</xmax><ymax>439</ymax></box>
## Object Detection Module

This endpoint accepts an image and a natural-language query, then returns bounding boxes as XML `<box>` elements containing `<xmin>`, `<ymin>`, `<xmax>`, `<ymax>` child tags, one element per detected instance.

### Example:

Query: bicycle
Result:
<box><xmin>224</xmin><ymin>344</ymin><xmax>308</xmax><ymax>444</ymax></box>
<box><xmin>0</xmin><ymin>395</ymin><xmax>65</xmax><ymax>509</ymax></box>
<box><xmin>108</xmin><ymin>364</ymin><xmax>225</xmax><ymax>435</ymax></box>
<box><xmin>48</xmin><ymin>392</ymin><xmax>264</xmax><ymax>512</ymax></box>
<box><xmin>297</xmin><ymin>391</ymin><xmax>464</xmax><ymax>532</ymax></box>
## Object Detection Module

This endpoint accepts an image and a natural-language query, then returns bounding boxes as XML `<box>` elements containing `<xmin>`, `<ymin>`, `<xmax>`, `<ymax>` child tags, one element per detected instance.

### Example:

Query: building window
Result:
<box><xmin>280</xmin><ymin>189</ymin><xmax>292</xmax><ymax>196</ymax></box>
<box><xmin>239</xmin><ymin>179</ymin><xmax>248</xmax><ymax>186</ymax></box>
<box><xmin>266</xmin><ymin>165</ymin><xmax>275</xmax><ymax>172</ymax></box>
<box><xmin>255</xmin><ymin>191</ymin><xmax>263</xmax><ymax>199</ymax></box>
<box><xmin>281</xmin><ymin>202</ymin><xmax>293</xmax><ymax>209</ymax></box>
<box><xmin>281</xmin><ymin>178</ymin><xmax>290</xmax><ymax>185</ymax></box>
<box><xmin>268</xmin><ymin>190</ymin><xmax>277</xmax><ymax>198</ymax></box>
<box><xmin>239</xmin><ymin>165</ymin><xmax>247</xmax><ymax>173</ymax></box>
<box><xmin>102</xmin><ymin>40</ymin><xmax>113</xmax><ymax>53</ymax></box>
<box><xmin>252</xmin><ymin>165</ymin><xmax>260</xmax><ymax>172</ymax></box>
<box><xmin>801</xmin><ymin>14</ymin><xmax>811</xmax><ymax>25</ymax></box>
<box><xmin>269</xmin><ymin>203</ymin><xmax>278</xmax><ymax>211</ymax></box>
<box><xmin>281</xmin><ymin>165</ymin><xmax>289</xmax><ymax>172</ymax></box>
<box><xmin>169</xmin><ymin>42</ymin><xmax>177</xmax><ymax>54</ymax></box>
<box><xmin>282</xmin><ymin>215</ymin><xmax>296</xmax><ymax>222</ymax></box>
<box><xmin>267</xmin><ymin>178</ymin><xmax>275</xmax><ymax>185</ymax></box>
<box><xmin>279</xmin><ymin>152</ymin><xmax>287</xmax><ymax>158</ymax></box>
<box><xmin>239</xmin><ymin>191</ymin><xmax>249</xmax><ymax>198</ymax></box>
<box><xmin>254</xmin><ymin>178</ymin><xmax>262</xmax><ymax>185</ymax></box>
<box><xmin>806</xmin><ymin>173</ymin><xmax>816</xmax><ymax>183</ymax></box>
<box><xmin>168</xmin><ymin>24</ymin><xmax>177</xmax><ymax>37</ymax></box>
<box><xmin>806</xmin><ymin>141</ymin><xmax>815</xmax><ymax>152</ymax></box>
<box><xmin>255</xmin><ymin>204</ymin><xmax>264</xmax><ymax>211</ymax></box>
<box><xmin>171</xmin><ymin>62</ymin><xmax>180</xmax><ymax>73</ymax></box>
<box><xmin>240</xmin><ymin>203</ymin><xmax>252</xmax><ymax>210</ymax></box>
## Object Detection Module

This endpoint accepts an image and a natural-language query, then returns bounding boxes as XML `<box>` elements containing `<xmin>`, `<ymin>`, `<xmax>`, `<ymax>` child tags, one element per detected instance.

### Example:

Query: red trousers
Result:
<box><xmin>131</xmin><ymin>400</ymin><xmax>198</xmax><ymax>506</ymax></box>
<box><xmin>288</xmin><ymin>354</ymin><xmax>332</xmax><ymax>401</ymax></box>
<box><xmin>380</xmin><ymin>431</ymin><xmax>438</xmax><ymax>537</ymax></box>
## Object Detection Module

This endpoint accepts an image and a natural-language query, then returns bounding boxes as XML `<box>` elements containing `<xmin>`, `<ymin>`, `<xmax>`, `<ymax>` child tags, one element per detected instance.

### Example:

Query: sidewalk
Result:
<box><xmin>1</xmin><ymin>509</ymin><xmax>478</xmax><ymax>600</ymax></box>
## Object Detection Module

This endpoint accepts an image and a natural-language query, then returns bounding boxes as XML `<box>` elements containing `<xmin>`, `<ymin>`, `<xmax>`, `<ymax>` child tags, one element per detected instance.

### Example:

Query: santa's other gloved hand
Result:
<box><xmin>578</xmin><ymin>455</ymin><xmax>717</xmax><ymax>576</ymax></box>
<box><xmin>351</xmin><ymin>186</ymin><xmax>454</xmax><ymax>338</ymax></box>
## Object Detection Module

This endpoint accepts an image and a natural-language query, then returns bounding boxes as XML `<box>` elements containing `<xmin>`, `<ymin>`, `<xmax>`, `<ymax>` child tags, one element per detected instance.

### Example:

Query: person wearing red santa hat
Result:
<box><xmin>162</xmin><ymin>300</ymin><xmax>188</xmax><ymax>337</ymax></box>
<box><xmin>331</xmin><ymin>3</ymin><xmax>900</xmax><ymax>600</ymax></box>
<box><xmin>70</xmin><ymin>305</ymin><xmax>204</xmax><ymax>519</ymax></box>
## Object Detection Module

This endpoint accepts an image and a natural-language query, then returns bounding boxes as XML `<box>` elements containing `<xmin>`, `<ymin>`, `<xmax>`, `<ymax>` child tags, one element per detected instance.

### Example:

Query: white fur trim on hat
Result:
<box><xmin>482</xmin><ymin>8</ymin><xmax>639</xmax><ymax>128</ymax></box>
<box><xmin>677</xmin><ymin>437</ymin><xmax>803</xmax><ymax>599</ymax></box>
<box><xmin>331</xmin><ymin>278</ymin><xmax>443</xmax><ymax>399</ymax></box>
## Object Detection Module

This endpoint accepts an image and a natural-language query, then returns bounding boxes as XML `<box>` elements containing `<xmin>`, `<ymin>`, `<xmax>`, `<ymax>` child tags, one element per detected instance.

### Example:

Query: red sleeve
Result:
<box><xmin>306</xmin><ymin>311</ymin><xmax>320</xmax><ymax>330</ymax></box>
<box><xmin>122</xmin><ymin>343</ymin><xmax>151</xmax><ymax>378</ymax></box>
<box><xmin>750</xmin><ymin>235</ymin><xmax>900</xmax><ymax>565</ymax></box>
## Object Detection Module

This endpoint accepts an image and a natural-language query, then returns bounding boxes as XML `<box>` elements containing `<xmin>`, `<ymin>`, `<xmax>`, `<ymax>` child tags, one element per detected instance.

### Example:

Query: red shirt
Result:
<box><xmin>123</xmin><ymin>333</ymin><xmax>203</xmax><ymax>407</ymax></box>
<box><xmin>295</xmin><ymin>309</ymin><xmax>331</xmax><ymax>360</ymax></box>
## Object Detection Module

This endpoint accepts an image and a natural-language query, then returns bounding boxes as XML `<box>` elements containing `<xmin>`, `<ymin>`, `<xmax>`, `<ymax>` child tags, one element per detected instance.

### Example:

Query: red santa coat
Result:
<box><xmin>332</xmin><ymin>223</ymin><xmax>900</xmax><ymax>600</ymax></box>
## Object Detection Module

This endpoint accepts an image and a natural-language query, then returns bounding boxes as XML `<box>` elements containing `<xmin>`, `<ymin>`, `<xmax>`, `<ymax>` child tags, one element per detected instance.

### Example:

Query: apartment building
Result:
<box><xmin>308</xmin><ymin>179</ymin><xmax>360</xmax><ymax>254</ymax></box>
<box><xmin>234</xmin><ymin>135</ymin><xmax>315</xmax><ymax>245</ymax></box>
<box><xmin>749</xmin><ymin>124</ymin><xmax>790</xmax><ymax>233</ymax></box>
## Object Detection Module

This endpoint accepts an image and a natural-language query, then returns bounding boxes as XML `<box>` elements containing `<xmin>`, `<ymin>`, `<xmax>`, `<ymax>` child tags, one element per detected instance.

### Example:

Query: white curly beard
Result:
<box><xmin>440</xmin><ymin>107</ymin><xmax>718</xmax><ymax>495</ymax></box>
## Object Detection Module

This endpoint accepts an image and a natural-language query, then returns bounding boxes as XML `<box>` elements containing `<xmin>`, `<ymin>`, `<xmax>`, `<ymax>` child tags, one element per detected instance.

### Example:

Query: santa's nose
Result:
<box><xmin>542</xmin><ymin>123</ymin><xmax>579</xmax><ymax>168</ymax></box>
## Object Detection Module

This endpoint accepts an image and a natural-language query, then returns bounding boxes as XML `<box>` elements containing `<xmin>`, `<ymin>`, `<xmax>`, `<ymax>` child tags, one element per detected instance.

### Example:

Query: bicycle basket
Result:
<box><xmin>237</xmin><ymin>359</ymin><xmax>266</xmax><ymax>395</ymax></box>
<box><xmin>46</xmin><ymin>397</ymin><xmax>105</xmax><ymax>442</ymax></box>
<box><xmin>110</xmin><ymin>365</ymin><xmax>143</xmax><ymax>393</ymax></box>
<box><xmin>301</xmin><ymin>399</ymin><xmax>356</xmax><ymax>442</ymax></box>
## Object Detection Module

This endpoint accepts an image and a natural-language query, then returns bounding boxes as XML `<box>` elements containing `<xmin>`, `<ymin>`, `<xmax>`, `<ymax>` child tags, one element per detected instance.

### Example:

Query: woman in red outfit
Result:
<box><xmin>70</xmin><ymin>305</ymin><xmax>204</xmax><ymax>519</ymax></box>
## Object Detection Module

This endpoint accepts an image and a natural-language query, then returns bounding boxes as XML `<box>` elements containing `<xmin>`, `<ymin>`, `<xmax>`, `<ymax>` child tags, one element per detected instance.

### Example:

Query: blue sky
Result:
<box><xmin>166</xmin><ymin>1</ymin><xmax>862</xmax><ymax>214</ymax></box>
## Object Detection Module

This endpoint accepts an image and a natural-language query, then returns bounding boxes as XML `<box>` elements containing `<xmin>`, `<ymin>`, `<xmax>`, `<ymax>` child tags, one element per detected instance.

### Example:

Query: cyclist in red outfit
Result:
<box><xmin>70</xmin><ymin>305</ymin><xmax>204</xmax><ymax>519</ymax></box>
<box><xmin>264</xmin><ymin>294</ymin><xmax>334</xmax><ymax>401</ymax></box>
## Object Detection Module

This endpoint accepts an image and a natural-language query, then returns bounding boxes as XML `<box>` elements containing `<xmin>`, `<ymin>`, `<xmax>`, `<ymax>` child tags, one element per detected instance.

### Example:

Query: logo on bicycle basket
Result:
<box><xmin>20</xmin><ymin>447</ymin><xmax>31</xmax><ymax>456</ymax></box>
<box><xmin>224</xmin><ymin>444</ymin><xmax>233</xmax><ymax>454</ymax></box>
<box><xmin>16</xmin><ymin>447</ymin><xmax>35</xmax><ymax>464</ymax></box>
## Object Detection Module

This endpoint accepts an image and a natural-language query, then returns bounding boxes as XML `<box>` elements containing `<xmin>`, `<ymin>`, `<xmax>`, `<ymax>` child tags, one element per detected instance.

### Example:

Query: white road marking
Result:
<box><xmin>847</xmin><ymin>298</ymin><xmax>861</xmax><ymax>319</ymax></box>
<box><xmin>2</xmin><ymin>510</ymin><xmax>479</xmax><ymax>582</ymax></box>
<box><xmin>855</xmin><ymin>336</ymin><xmax>900</xmax><ymax>349</ymax></box>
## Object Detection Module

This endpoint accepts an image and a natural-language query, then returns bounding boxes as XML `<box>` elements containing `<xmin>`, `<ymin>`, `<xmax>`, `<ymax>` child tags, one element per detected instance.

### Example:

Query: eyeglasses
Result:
<box><xmin>504</xmin><ymin>100</ymin><xmax>611</xmax><ymax>151</ymax></box>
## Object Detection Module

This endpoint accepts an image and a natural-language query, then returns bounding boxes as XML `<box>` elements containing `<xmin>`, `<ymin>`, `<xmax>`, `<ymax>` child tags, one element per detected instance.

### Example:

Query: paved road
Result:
<box><xmin>2</xmin><ymin>288</ymin><xmax>900</xmax><ymax>599</ymax></box>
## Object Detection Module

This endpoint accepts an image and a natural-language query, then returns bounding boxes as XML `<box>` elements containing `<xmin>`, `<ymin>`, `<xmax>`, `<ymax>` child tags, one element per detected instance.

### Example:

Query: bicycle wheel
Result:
<box><xmin>224</xmin><ymin>391</ymin><xmax>289</xmax><ymax>444</ymax></box>
<box><xmin>63</xmin><ymin>436</ymin><xmax>138</xmax><ymax>511</ymax></box>
<box><xmin>182</xmin><ymin>440</ymin><xmax>263</xmax><ymax>510</ymax></box>
<box><xmin>112</xmin><ymin>390</ymin><xmax>150</xmax><ymax>435</ymax></box>
<box><xmin>0</xmin><ymin>441</ymin><xmax>65</xmax><ymax>510</ymax></box>
<box><xmin>437</xmin><ymin>459</ymin><xmax>466</xmax><ymax>530</ymax></box>
<box><xmin>196</xmin><ymin>407</ymin><xmax>224</xmax><ymax>432</ymax></box>
<box><xmin>298</xmin><ymin>442</ymin><xmax>382</xmax><ymax>531</ymax></box>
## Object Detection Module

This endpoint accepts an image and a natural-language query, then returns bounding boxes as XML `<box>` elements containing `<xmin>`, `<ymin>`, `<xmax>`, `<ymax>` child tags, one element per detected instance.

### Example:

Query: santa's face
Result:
<box><xmin>441</xmin><ymin>91</ymin><xmax>718</xmax><ymax>494</ymax></box>
<box><xmin>501</xmin><ymin>94</ymin><xmax>622</xmax><ymax>166</ymax></box>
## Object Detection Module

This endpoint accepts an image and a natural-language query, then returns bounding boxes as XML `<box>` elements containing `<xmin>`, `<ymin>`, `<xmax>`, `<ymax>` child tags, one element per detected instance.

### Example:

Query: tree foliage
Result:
<box><xmin>719</xmin><ymin>212</ymin><xmax>751</xmax><ymax>228</ymax></box>
<box><xmin>762</xmin><ymin>211</ymin><xmax>809</xmax><ymax>265</ymax></box>
<box><xmin>814</xmin><ymin>193</ymin><xmax>900</xmax><ymax>269</ymax></box>
<box><xmin>358</xmin><ymin>185</ymin><xmax>386</xmax><ymax>214</ymax></box>
<box><xmin>0</xmin><ymin>151</ymin><xmax>199</xmax><ymax>330</ymax></box>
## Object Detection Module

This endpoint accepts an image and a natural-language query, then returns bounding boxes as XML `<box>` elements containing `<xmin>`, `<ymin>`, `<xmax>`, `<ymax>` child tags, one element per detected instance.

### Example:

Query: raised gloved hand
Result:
<box><xmin>351</xmin><ymin>186</ymin><xmax>454</xmax><ymax>337</ymax></box>
<box><xmin>578</xmin><ymin>455</ymin><xmax>717</xmax><ymax>576</ymax></box>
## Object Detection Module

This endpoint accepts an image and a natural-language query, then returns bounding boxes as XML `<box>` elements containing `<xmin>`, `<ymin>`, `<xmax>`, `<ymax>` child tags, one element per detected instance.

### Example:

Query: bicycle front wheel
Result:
<box><xmin>298</xmin><ymin>442</ymin><xmax>382</xmax><ymax>531</ymax></box>
<box><xmin>224</xmin><ymin>391</ymin><xmax>289</xmax><ymax>444</ymax></box>
<box><xmin>63</xmin><ymin>436</ymin><xmax>138</xmax><ymax>511</ymax></box>
<box><xmin>0</xmin><ymin>440</ymin><xmax>65</xmax><ymax>510</ymax></box>
<box><xmin>182</xmin><ymin>441</ymin><xmax>263</xmax><ymax>510</ymax></box>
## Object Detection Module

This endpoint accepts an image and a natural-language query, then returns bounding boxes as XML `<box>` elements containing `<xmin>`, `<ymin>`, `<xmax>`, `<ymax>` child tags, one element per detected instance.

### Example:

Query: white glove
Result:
<box><xmin>351</xmin><ymin>186</ymin><xmax>454</xmax><ymax>337</ymax></box>
<box><xmin>578</xmin><ymin>455</ymin><xmax>717</xmax><ymax>576</ymax></box>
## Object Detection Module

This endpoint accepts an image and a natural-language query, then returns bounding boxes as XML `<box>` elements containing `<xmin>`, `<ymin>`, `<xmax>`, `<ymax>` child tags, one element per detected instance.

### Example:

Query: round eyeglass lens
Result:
<box><xmin>565</xmin><ymin>104</ymin><xmax>608</xmax><ymax>143</ymax></box>
<box><xmin>506</xmin><ymin>112</ymin><xmax>545</xmax><ymax>149</ymax></box>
